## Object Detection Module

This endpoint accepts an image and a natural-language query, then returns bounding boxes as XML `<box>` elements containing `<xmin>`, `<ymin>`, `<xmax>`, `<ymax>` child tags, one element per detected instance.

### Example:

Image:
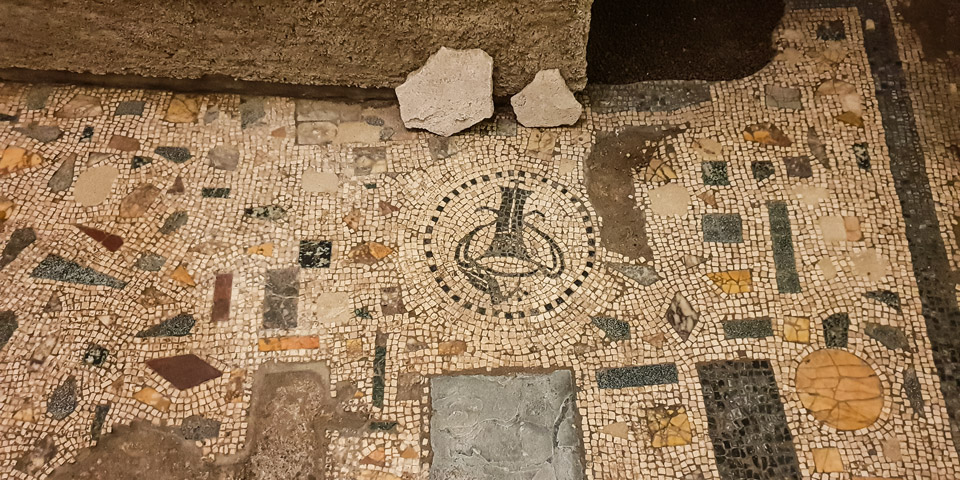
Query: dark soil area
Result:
<box><xmin>587</xmin><ymin>0</ymin><xmax>785</xmax><ymax>83</ymax></box>
<box><xmin>898</xmin><ymin>0</ymin><xmax>960</xmax><ymax>60</ymax></box>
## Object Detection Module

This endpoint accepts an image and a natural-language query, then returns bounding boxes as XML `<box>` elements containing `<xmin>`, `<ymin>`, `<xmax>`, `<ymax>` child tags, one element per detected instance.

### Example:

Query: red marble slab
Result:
<box><xmin>75</xmin><ymin>224</ymin><xmax>123</xmax><ymax>252</ymax></box>
<box><xmin>146</xmin><ymin>354</ymin><xmax>221</xmax><ymax>390</ymax></box>
<box><xmin>211</xmin><ymin>273</ymin><xmax>232</xmax><ymax>323</ymax></box>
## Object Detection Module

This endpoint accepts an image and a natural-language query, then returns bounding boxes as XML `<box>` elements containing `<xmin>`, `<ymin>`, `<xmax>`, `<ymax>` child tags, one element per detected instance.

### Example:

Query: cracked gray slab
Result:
<box><xmin>430</xmin><ymin>370</ymin><xmax>584</xmax><ymax>480</ymax></box>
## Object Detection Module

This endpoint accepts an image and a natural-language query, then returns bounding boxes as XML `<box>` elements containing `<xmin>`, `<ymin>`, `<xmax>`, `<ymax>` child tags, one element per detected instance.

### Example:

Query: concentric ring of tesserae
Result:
<box><xmin>422</xmin><ymin>170</ymin><xmax>598</xmax><ymax>319</ymax></box>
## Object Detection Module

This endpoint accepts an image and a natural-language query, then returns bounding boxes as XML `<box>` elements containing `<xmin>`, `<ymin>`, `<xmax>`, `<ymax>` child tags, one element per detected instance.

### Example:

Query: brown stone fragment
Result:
<box><xmin>107</xmin><ymin>135</ymin><xmax>140</xmax><ymax>152</ymax></box>
<box><xmin>360</xmin><ymin>447</ymin><xmax>386</xmax><ymax>466</ymax></box>
<box><xmin>75</xmin><ymin>224</ymin><xmax>123</xmax><ymax>252</ymax></box>
<box><xmin>119</xmin><ymin>184</ymin><xmax>161</xmax><ymax>218</ymax></box>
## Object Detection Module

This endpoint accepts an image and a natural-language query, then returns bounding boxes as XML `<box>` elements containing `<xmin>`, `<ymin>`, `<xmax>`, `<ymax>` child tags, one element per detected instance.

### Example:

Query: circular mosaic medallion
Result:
<box><xmin>423</xmin><ymin>170</ymin><xmax>597</xmax><ymax>319</ymax></box>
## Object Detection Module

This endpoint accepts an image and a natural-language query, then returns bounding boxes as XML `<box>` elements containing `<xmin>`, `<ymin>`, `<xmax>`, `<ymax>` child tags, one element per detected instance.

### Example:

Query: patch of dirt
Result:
<box><xmin>899</xmin><ymin>0</ymin><xmax>960</xmax><ymax>60</ymax></box>
<box><xmin>47</xmin><ymin>422</ymin><xmax>222</xmax><ymax>480</ymax></box>
<box><xmin>584</xmin><ymin>125</ymin><xmax>685</xmax><ymax>261</ymax></box>
<box><xmin>47</xmin><ymin>362</ymin><xmax>371</xmax><ymax>480</ymax></box>
<box><xmin>587</xmin><ymin>0</ymin><xmax>785</xmax><ymax>83</ymax></box>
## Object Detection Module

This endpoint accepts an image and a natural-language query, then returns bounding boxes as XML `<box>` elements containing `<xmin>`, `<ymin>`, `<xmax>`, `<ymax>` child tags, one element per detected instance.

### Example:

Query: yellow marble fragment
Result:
<box><xmin>0</xmin><ymin>195</ymin><xmax>14</xmax><ymax>224</ymax></box>
<box><xmin>782</xmin><ymin>316</ymin><xmax>810</xmax><ymax>343</ymax></box>
<box><xmin>170</xmin><ymin>265</ymin><xmax>196</xmax><ymax>287</ymax></box>
<box><xmin>812</xmin><ymin>447</ymin><xmax>844</xmax><ymax>473</ymax></box>
<box><xmin>600</xmin><ymin>422</ymin><xmax>630</xmax><ymax>439</ymax></box>
<box><xmin>836</xmin><ymin>111</ymin><xmax>864</xmax><ymax>127</ymax></box>
<box><xmin>644</xmin><ymin>406</ymin><xmax>692</xmax><ymax>448</ymax></box>
<box><xmin>247</xmin><ymin>243</ymin><xmax>274</xmax><ymax>257</ymax></box>
<box><xmin>133</xmin><ymin>387</ymin><xmax>171</xmax><ymax>412</ymax></box>
<box><xmin>706</xmin><ymin>269</ymin><xmax>752</xmax><ymax>294</ymax></box>
<box><xmin>163</xmin><ymin>95</ymin><xmax>200</xmax><ymax>123</ymax></box>
<box><xmin>0</xmin><ymin>146</ymin><xmax>43</xmax><ymax>175</ymax></box>
<box><xmin>345</xmin><ymin>338</ymin><xmax>364</xmax><ymax>357</ymax></box>
<box><xmin>640</xmin><ymin>156</ymin><xmax>677</xmax><ymax>182</ymax></box>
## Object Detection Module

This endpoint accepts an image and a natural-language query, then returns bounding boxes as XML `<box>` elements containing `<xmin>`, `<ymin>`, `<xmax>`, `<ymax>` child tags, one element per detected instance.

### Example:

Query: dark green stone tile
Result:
<box><xmin>702</xmin><ymin>214</ymin><xmax>743</xmax><ymax>243</ymax></box>
<box><xmin>767</xmin><ymin>202</ymin><xmax>801</xmax><ymax>293</ymax></box>
<box><xmin>136</xmin><ymin>314</ymin><xmax>196</xmax><ymax>337</ymax></box>
<box><xmin>299</xmin><ymin>240</ymin><xmax>332</xmax><ymax>268</ymax></box>
<box><xmin>31</xmin><ymin>255</ymin><xmax>127</xmax><ymax>289</ymax></box>
<box><xmin>201</xmin><ymin>187</ymin><xmax>231</xmax><ymax>198</ymax></box>
<box><xmin>723</xmin><ymin>317</ymin><xmax>773</xmax><ymax>339</ymax></box>
<box><xmin>864</xmin><ymin>322</ymin><xmax>909</xmax><ymax>350</ymax></box>
<box><xmin>154</xmin><ymin>147</ymin><xmax>192</xmax><ymax>164</ymax></box>
<box><xmin>853</xmin><ymin>143</ymin><xmax>870</xmax><ymax>171</ymax></box>
<box><xmin>82</xmin><ymin>344</ymin><xmax>109</xmax><ymax>366</ymax></box>
<box><xmin>702</xmin><ymin>161</ymin><xmax>729</xmax><ymax>186</ymax></box>
<box><xmin>823</xmin><ymin>313</ymin><xmax>850</xmax><ymax>348</ymax></box>
<box><xmin>0</xmin><ymin>311</ymin><xmax>18</xmax><ymax>351</ymax></box>
<box><xmin>752</xmin><ymin>161</ymin><xmax>775</xmax><ymax>181</ymax></box>
<box><xmin>597</xmin><ymin>363</ymin><xmax>678</xmax><ymax>389</ymax></box>
<box><xmin>591</xmin><ymin>316</ymin><xmax>630</xmax><ymax>341</ymax></box>
<box><xmin>864</xmin><ymin>290</ymin><xmax>901</xmax><ymax>312</ymax></box>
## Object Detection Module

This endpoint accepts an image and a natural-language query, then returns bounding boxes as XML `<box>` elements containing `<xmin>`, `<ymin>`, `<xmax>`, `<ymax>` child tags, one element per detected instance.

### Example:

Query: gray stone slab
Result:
<box><xmin>263</xmin><ymin>267</ymin><xmax>299</xmax><ymax>329</ymax></box>
<box><xmin>430</xmin><ymin>370</ymin><xmax>584</xmax><ymax>480</ymax></box>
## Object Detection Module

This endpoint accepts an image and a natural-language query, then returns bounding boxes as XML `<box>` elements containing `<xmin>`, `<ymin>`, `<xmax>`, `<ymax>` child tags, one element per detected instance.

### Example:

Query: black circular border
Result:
<box><xmin>423</xmin><ymin>170</ymin><xmax>597</xmax><ymax>319</ymax></box>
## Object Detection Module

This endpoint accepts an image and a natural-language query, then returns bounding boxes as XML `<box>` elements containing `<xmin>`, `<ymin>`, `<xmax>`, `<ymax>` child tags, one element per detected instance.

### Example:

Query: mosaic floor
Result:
<box><xmin>1</xmin><ymin>1</ymin><xmax>959</xmax><ymax>479</ymax></box>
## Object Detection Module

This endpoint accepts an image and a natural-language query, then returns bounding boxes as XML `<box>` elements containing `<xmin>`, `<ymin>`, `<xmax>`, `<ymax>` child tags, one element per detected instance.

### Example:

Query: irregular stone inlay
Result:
<box><xmin>591</xmin><ymin>316</ymin><xmax>630</xmax><ymax>341</ymax></box>
<box><xmin>263</xmin><ymin>267</ymin><xmax>299</xmax><ymax>329</ymax></box>
<box><xmin>31</xmin><ymin>254</ymin><xmax>127</xmax><ymax>289</ymax></box>
<box><xmin>0</xmin><ymin>228</ymin><xmax>36</xmax><ymax>270</ymax></box>
<box><xmin>136</xmin><ymin>314</ymin><xmax>196</xmax><ymax>337</ymax></box>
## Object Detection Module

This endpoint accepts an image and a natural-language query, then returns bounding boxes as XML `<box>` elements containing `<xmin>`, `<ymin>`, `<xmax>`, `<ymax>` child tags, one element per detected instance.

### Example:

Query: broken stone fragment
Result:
<box><xmin>510</xmin><ymin>69</ymin><xmax>583</xmax><ymax>127</ymax></box>
<box><xmin>73</xmin><ymin>165</ymin><xmax>119</xmax><ymax>206</ymax></box>
<box><xmin>208</xmin><ymin>145</ymin><xmax>239</xmax><ymax>171</ymax></box>
<box><xmin>348</xmin><ymin>241</ymin><xmax>394</xmax><ymax>264</ymax></box>
<box><xmin>133</xmin><ymin>387</ymin><xmax>171</xmax><ymax>412</ymax></box>
<box><xmin>48</xmin><ymin>153</ymin><xmax>77</xmax><ymax>193</ymax></box>
<box><xmin>14</xmin><ymin>122</ymin><xmax>63</xmax><ymax>143</ymax></box>
<box><xmin>743</xmin><ymin>122</ymin><xmax>792</xmax><ymax>147</ymax></box>
<box><xmin>395</xmin><ymin>47</ymin><xmax>494</xmax><ymax>136</ymax></box>
<box><xmin>55</xmin><ymin>94</ymin><xmax>103</xmax><ymax>118</ymax></box>
<box><xmin>47</xmin><ymin>376</ymin><xmax>78</xmax><ymax>420</ymax></box>
<box><xmin>119</xmin><ymin>184</ymin><xmax>161</xmax><ymax>218</ymax></box>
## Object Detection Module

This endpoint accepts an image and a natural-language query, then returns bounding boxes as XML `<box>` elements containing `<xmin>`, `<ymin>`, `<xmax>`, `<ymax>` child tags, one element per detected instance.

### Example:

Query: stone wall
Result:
<box><xmin>0</xmin><ymin>0</ymin><xmax>592</xmax><ymax>96</ymax></box>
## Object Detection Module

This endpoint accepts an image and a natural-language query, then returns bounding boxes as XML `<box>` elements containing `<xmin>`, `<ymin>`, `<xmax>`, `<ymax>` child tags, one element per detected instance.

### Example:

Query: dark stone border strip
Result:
<box><xmin>790</xmin><ymin>0</ymin><xmax>960</xmax><ymax>454</ymax></box>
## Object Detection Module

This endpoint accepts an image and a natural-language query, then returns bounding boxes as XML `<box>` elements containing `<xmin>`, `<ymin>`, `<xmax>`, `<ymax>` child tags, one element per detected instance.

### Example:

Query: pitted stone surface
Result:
<box><xmin>511</xmin><ymin>69</ymin><xmax>583</xmax><ymax>127</ymax></box>
<box><xmin>396</xmin><ymin>47</ymin><xmax>494</xmax><ymax>136</ymax></box>
<box><xmin>430</xmin><ymin>370</ymin><xmax>583</xmax><ymax>480</ymax></box>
